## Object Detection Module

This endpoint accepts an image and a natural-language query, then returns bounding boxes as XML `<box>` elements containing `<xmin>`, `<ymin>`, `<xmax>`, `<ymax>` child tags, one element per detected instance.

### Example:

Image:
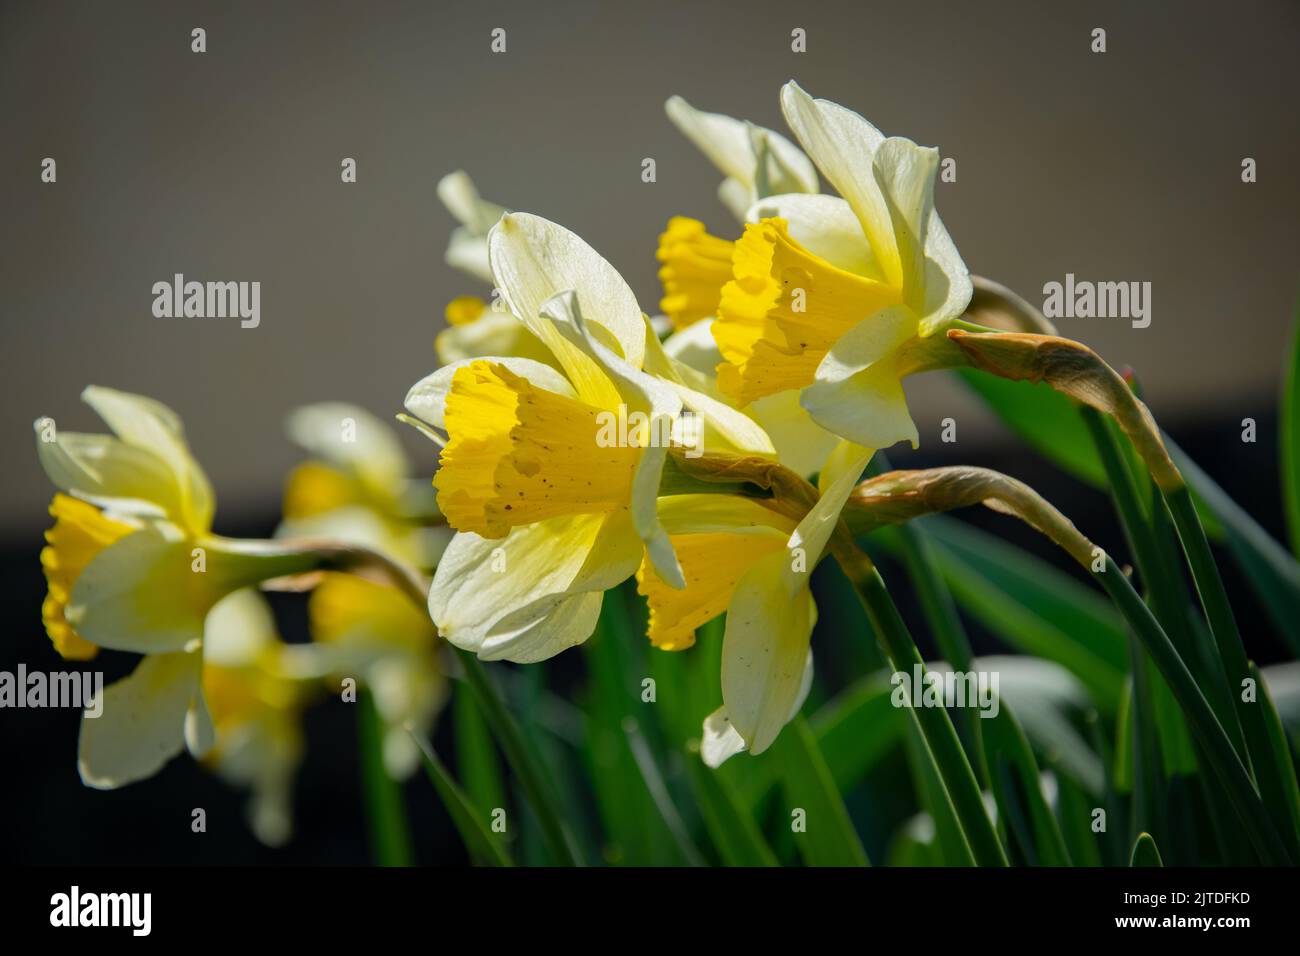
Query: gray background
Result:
<box><xmin>3</xmin><ymin>0</ymin><xmax>1298</xmax><ymax>535</ymax></box>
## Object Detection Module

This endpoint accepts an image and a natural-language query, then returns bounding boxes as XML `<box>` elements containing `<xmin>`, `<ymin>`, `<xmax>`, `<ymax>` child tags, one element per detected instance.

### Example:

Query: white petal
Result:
<box><xmin>78</xmin><ymin>651</ymin><xmax>202</xmax><ymax>788</ymax></box>
<box><xmin>477</xmin><ymin>589</ymin><xmax>605</xmax><ymax>663</ymax></box>
<box><xmin>662</xmin><ymin>318</ymin><xmax>723</xmax><ymax>375</ymax></box>
<box><xmin>873</xmin><ymin>137</ymin><xmax>939</xmax><ymax>312</ymax></box>
<box><xmin>69</xmin><ymin>530</ymin><xmax>282</xmax><ymax>655</ymax></box>
<box><xmin>204</xmin><ymin>588</ymin><xmax>277</xmax><ymax>667</ymax></box>
<box><xmin>779</xmin><ymin>82</ymin><xmax>900</xmax><ymax>288</ymax></box>
<box><xmin>488</xmin><ymin>212</ymin><xmax>646</xmax><ymax>369</ymax></box>
<box><xmin>445</xmin><ymin>227</ymin><xmax>494</xmax><ymax>284</ymax></box>
<box><xmin>435</xmin><ymin>311</ymin><xmax>533</xmax><ymax>364</ymax></box>
<box><xmin>404</xmin><ymin>356</ymin><xmax>574</xmax><ymax>430</ymax></box>
<box><xmin>81</xmin><ymin>386</ymin><xmax>213</xmax><ymax>534</ymax></box>
<box><xmin>701</xmin><ymin>706</ymin><xmax>748</xmax><ymax>768</ymax></box>
<box><xmin>801</xmin><ymin>305</ymin><xmax>920</xmax><ymax>450</ymax></box>
<box><xmin>919</xmin><ymin>213</ymin><xmax>973</xmax><ymax>336</ymax></box>
<box><xmin>185</xmin><ymin>687</ymin><xmax>215</xmax><ymax>757</ymax></box>
<box><xmin>430</xmin><ymin>513</ymin><xmax>625</xmax><ymax>653</ymax></box>
<box><xmin>286</xmin><ymin>402</ymin><xmax>408</xmax><ymax>490</ymax></box>
<box><xmin>721</xmin><ymin>550</ymin><xmax>817</xmax><ymax>754</ymax></box>
<box><xmin>665</xmin><ymin>95</ymin><xmax>758</xmax><ymax>186</ymax></box>
<box><xmin>783</xmin><ymin>444</ymin><xmax>874</xmax><ymax>594</ymax></box>
<box><xmin>750</xmin><ymin>391</ymin><xmax>842</xmax><ymax>479</ymax></box>
<box><xmin>437</xmin><ymin>170</ymin><xmax>506</xmax><ymax>234</ymax></box>
<box><xmin>34</xmin><ymin>428</ymin><xmax>181</xmax><ymax>521</ymax></box>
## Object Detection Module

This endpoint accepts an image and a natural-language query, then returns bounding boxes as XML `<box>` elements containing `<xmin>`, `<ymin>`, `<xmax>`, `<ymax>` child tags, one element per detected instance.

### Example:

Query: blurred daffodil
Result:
<box><xmin>278</xmin><ymin>402</ymin><xmax>447</xmax><ymax>572</ymax></box>
<box><xmin>712</xmin><ymin>81</ymin><xmax>973</xmax><ymax>450</ymax></box>
<box><xmin>35</xmin><ymin>387</ymin><xmax>320</xmax><ymax>788</ymax></box>
<box><xmin>202</xmin><ymin>588</ymin><xmax>315</xmax><ymax>846</ymax></box>
<box><xmin>308</xmin><ymin>572</ymin><xmax>445</xmax><ymax>778</ymax></box>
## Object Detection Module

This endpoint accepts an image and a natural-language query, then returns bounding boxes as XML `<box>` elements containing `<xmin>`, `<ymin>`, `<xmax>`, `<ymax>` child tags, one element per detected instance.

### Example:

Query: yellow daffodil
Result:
<box><xmin>35</xmin><ymin>386</ymin><xmax>320</xmax><ymax>788</ymax></box>
<box><xmin>406</xmin><ymin>212</ymin><xmax>778</xmax><ymax>661</ymax></box>
<box><xmin>307</xmin><ymin>572</ymin><xmax>445</xmax><ymax>778</ymax></box>
<box><xmin>711</xmin><ymin>81</ymin><xmax>973</xmax><ymax>450</ymax></box>
<box><xmin>665</xmin><ymin>95</ymin><xmax>818</xmax><ymax>221</ymax></box>
<box><xmin>202</xmin><ymin>589</ymin><xmax>314</xmax><ymax>846</ymax></box>
<box><xmin>638</xmin><ymin>442</ymin><xmax>872</xmax><ymax>762</ymax></box>
<box><xmin>278</xmin><ymin>402</ymin><xmax>446</xmax><ymax>571</ymax></box>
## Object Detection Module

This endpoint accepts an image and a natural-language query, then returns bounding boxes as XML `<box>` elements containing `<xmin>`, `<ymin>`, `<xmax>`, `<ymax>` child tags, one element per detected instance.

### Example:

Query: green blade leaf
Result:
<box><xmin>983</xmin><ymin>701</ymin><xmax>1073</xmax><ymax>865</ymax></box>
<box><xmin>409</xmin><ymin>729</ymin><xmax>514</xmax><ymax>867</ymax></box>
<box><xmin>684</xmin><ymin>754</ymin><xmax>779</xmax><ymax>866</ymax></box>
<box><xmin>1129</xmin><ymin>831</ymin><xmax>1164</xmax><ymax>867</ymax></box>
<box><xmin>767</xmin><ymin>716</ymin><xmax>870</xmax><ymax>866</ymax></box>
<box><xmin>357</xmin><ymin>689</ymin><xmax>412</xmax><ymax>867</ymax></box>
<box><xmin>910</xmin><ymin>517</ymin><xmax>1127</xmax><ymax>713</ymax></box>
<box><xmin>810</xmin><ymin>674</ymin><xmax>907</xmax><ymax>792</ymax></box>
<box><xmin>453</xmin><ymin>680</ymin><xmax>506</xmax><ymax>817</ymax></box>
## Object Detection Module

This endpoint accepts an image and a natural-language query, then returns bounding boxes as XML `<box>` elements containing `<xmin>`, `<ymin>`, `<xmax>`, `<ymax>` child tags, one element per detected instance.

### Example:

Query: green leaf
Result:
<box><xmin>913</xmin><ymin>517</ymin><xmax>1127</xmax><ymax>712</ymax></box>
<box><xmin>1282</xmin><ymin>299</ymin><xmax>1300</xmax><ymax>556</ymax></box>
<box><xmin>622</xmin><ymin>717</ymin><xmax>707</xmax><ymax>866</ymax></box>
<box><xmin>767</xmin><ymin>716</ymin><xmax>870</xmax><ymax>866</ymax></box>
<box><xmin>453</xmin><ymin>681</ymin><xmax>506</xmax><ymax>817</ymax></box>
<box><xmin>357</xmin><ymin>689</ymin><xmax>412</xmax><ymax>867</ymax></box>
<box><xmin>983</xmin><ymin>705</ymin><xmax>1073</xmax><ymax>865</ymax></box>
<box><xmin>1251</xmin><ymin>662</ymin><xmax>1300</xmax><ymax>850</ymax></box>
<box><xmin>1129</xmin><ymin>831</ymin><xmax>1164</xmax><ymax>867</ymax></box>
<box><xmin>409</xmin><ymin>729</ymin><xmax>514</xmax><ymax>867</ymax></box>
<box><xmin>583</xmin><ymin>589</ymin><xmax>681</xmax><ymax>865</ymax></box>
<box><xmin>684</xmin><ymin>754</ymin><xmax>779</xmax><ymax>866</ymax></box>
<box><xmin>1172</xmin><ymin>443</ymin><xmax>1300</xmax><ymax>658</ymax></box>
<box><xmin>810</xmin><ymin>674</ymin><xmax>908</xmax><ymax>791</ymax></box>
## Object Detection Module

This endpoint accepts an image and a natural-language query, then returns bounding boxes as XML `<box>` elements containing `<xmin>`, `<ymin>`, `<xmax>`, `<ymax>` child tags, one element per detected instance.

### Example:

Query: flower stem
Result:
<box><xmin>358</xmin><ymin>689</ymin><xmax>412</xmax><ymax>866</ymax></box>
<box><xmin>1091</xmin><ymin>558</ymin><xmax>1292</xmax><ymax>865</ymax></box>
<box><xmin>834</xmin><ymin>542</ymin><xmax>1008</xmax><ymax>867</ymax></box>
<box><xmin>454</xmin><ymin>648</ymin><xmax>583</xmax><ymax>866</ymax></box>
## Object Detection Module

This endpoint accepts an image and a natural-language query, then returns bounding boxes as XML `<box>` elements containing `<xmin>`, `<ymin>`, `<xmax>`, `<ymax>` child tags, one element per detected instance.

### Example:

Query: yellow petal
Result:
<box><xmin>636</xmin><ymin>525</ymin><xmax>788</xmax><ymax>651</ymax></box>
<box><xmin>435</xmin><ymin>360</ymin><xmax>639</xmax><ymax>537</ymax></box>
<box><xmin>282</xmin><ymin>461</ymin><xmax>362</xmax><ymax>519</ymax></box>
<box><xmin>445</xmin><ymin>295</ymin><xmax>488</xmax><ymax>327</ymax></box>
<box><xmin>40</xmin><ymin>494</ymin><xmax>135</xmax><ymax>660</ymax></box>
<box><xmin>714</xmin><ymin>218</ymin><xmax>900</xmax><ymax>405</ymax></box>
<box><xmin>656</xmin><ymin>216</ymin><xmax>734</xmax><ymax>330</ymax></box>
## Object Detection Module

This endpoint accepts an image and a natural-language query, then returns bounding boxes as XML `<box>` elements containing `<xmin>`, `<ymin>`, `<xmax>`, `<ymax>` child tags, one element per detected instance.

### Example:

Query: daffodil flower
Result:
<box><xmin>438</xmin><ymin>170</ymin><xmax>507</xmax><ymax>284</ymax></box>
<box><xmin>665</xmin><ymin>95</ymin><xmax>818</xmax><ymax>222</ymax></box>
<box><xmin>712</xmin><ymin>81</ymin><xmax>973</xmax><ymax>451</ymax></box>
<box><xmin>35</xmin><ymin>386</ymin><xmax>323</xmax><ymax>788</ymax></box>
<box><xmin>405</xmin><ymin>213</ymin><xmax>778</xmax><ymax>661</ymax></box>
<box><xmin>202</xmin><ymin>588</ymin><xmax>314</xmax><ymax>846</ymax></box>
<box><xmin>278</xmin><ymin>402</ymin><xmax>447</xmax><ymax>571</ymax></box>
<box><xmin>637</xmin><ymin>443</ymin><xmax>874</xmax><ymax>762</ymax></box>
<box><xmin>307</xmin><ymin>572</ymin><xmax>445</xmax><ymax>778</ymax></box>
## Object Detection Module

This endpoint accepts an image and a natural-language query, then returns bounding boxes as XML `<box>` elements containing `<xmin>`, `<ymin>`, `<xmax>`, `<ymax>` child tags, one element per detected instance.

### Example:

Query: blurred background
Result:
<box><xmin>2</xmin><ymin>0</ymin><xmax>1297</xmax><ymax>864</ymax></box>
